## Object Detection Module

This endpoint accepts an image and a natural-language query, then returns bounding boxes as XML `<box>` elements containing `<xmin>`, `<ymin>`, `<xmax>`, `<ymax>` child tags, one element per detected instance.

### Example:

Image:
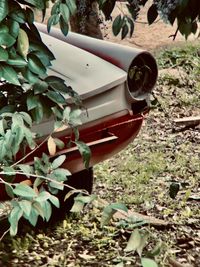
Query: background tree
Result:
<box><xmin>70</xmin><ymin>0</ymin><xmax>103</xmax><ymax>39</ymax></box>
<box><xmin>68</xmin><ymin>0</ymin><xmax>200</xmax><ymax>39</ymax></box>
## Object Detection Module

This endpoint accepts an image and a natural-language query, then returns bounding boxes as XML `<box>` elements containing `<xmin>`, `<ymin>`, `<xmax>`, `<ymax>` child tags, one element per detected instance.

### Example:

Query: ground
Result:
<box><xmin>0</xmin><ymin>3</ymin><xmax>200</xmax><ymax>267</ymax></box>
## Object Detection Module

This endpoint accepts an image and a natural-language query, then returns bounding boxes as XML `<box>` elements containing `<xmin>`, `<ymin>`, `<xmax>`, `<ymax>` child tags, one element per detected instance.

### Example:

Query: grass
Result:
<box><xmin>0</xmin><ymin>43</ymin><xmax>200</xmax><ymax>266</ymax></box>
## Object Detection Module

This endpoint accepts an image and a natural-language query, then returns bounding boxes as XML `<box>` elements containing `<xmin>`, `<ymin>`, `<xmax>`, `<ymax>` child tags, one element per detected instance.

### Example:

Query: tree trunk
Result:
<box><xmin>70</xmin><ymin>1</ymin><xmax>103</xmax><ymax>39</ymax></box>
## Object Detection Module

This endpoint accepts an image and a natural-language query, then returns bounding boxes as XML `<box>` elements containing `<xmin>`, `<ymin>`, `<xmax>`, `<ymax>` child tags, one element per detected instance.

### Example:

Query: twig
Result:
<box><xmin>0</xmin><ymin>177</ymin><xmax>12</xmax><ymax>187</ymax></box>
<box><xmin>0</xmin><ymin>228</ymin><xmax>10</xmax><ymax>241</ymax></box>
<box><xmin>0</xmin><ymin>171</ymin><xmax>89</xmax><ymax>194</ymax></box>
<box><xmin>11</xmin><ymin>131</ymin><xmax>53</xmax><ymax>167</ymax></box>
<box><xmin>173</xmin><ymin>116</ymin><xmax>200</xmax><ymax>127</ymax></box>
<box><xmin>169</xmin><ymin>24</ymin><xmax>180</xmax><ymax>41</ymax></box>
<box><xmin>168</xmin><ymin>258</ymin><xmax>193</xmax><ymax>267</ymax></box>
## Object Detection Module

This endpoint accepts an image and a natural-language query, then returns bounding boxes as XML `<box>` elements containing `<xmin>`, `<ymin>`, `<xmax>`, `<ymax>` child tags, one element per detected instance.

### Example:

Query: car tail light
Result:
<box><xmin>127</xmin><ymin>52</ymin><xmax>158</xmax><ymax>101</ymax></box>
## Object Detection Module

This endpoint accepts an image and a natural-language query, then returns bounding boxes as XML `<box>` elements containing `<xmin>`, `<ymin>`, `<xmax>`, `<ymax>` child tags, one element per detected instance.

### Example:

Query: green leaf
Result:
<box><xmin>46</xmin><ymin>90</ymin><xmax>66</xmax><ymax>104</ymax></box>
<box><xmin>8</xmin><ymin>20</ymin><xmax>19</xmax><ymax>38</ymax></box>
<box><xmin>127</xmin><ymin>17</ymin><xmax>134</xmax><ymax>37</ymax></box>
<box><xmin>26</xmin><ymin>7</ymin><xmax>34</xmax><ymax>24</ymax></box>
<box><xmin>179</xmin><ymin>21</ymin><xmax>194</xmax><ymax>39</ymax></box>
<box><xmin>0</xmin><ymin>32</ymin><xmax>16</xmax><ymax>47</ymax></box>
<box><xmin>32</xmin><ymin>51</ymin><xmax>51</xmax><ymax>67</ymax></box>
<box><xmin>32</xmin><ymin>202</ymin><xmax>45</xmax><ymax>219</ymax></box>
<box><xmin>51</xmin><ymin>168</ymin><xmax>71</xmax><ymax>181</ymax></box>
<box><xmin>124</xmin><ymin>229</ymin><xmax>141</xmax><ymax>252</ymax></box>
<box><xmin>29</xmin><ymin>42</ymin><xmax>55</xmax><ymax>61</ymax></box>
<box><xmin>0</xmin><ymin>139</ymin><xmax>8</xmax><ymax>161</ymax></box>
<box><xmin>5</xmin><ymin>184</ymin><xmax>14</xmax><ymax>198</ymax></box>
<box><xmin>0</xmin><ymin>46</ymin><xmax>8</xmax><ymax>61</ymax></box>
<box><xmin>59</xmin><ymin>15</ymin><xmax>69</xmax><ymax>36</ymax></box>
<box><xmin>100</xmin><ymin>0</ymin><xmax>115</xmax><ymax>20</ymax></box>
<box><xmin>23</xmin><ymin>0</ymin><xmax>44</xmax><ymax>9</ymax></box>
<box><xmin>17</xmin><ymin>164</ymin><xmax>33</xmax><ymax>177</ymax></box>
<box><xmin>45</xmin><ymin>76</ymin><xmax>72</xmax><ymax>94</ymax></box>
<box><xmin>47</xmin><ymin>14</ymin><xmax>60</xmax><ymax>32</ymax></box>
<box><xmin>12</xmin><ymin>112</ymin><xmax>24</xmax><ymax>128</ymax></box>
<box><xmin>17</xmin><ymin>28</ymin><xmax>29</xmax><ymax>59</ymax></box>
<box><xmin>13</xmin><ymin>184</ymin><xmax>38</xmax><ymax>198</ymax></box>
<box><xmin>0</xmin><ymin>119</ymin><xmax>4</xmax><ymax>135</ymax></box>
<box><xmin>0</xmin><ymin>24</ymin><xmax>8</xmax><ymax>33</ymax></box>
<box><xmin>147</xmin><ymin>4</ymin><xmax>158</xmax><ymax>25</ymax></box>
<box><xmin>28</xmin><ymin>54</ymin><xmax>46</xmax><ymax>75</ymax></box>
<box><xmin>75</xmin><ymin>141</ymin><xmax>91</xmax><ymax>169</ymax></box>
<box><xmin>191</xmin><ymin>22</ymin><xmax>198</xmax><ymax>35</ymax></box>
<box><xmin>0</xmin><ymin>64</ymin><xmax>20</xmax><ymax>85</ymax></box>
<box><xmin>70</xmin><ymin>199</ymin><xmax>85</xmax><ymax>213</ymax></box>
<box><xmin>63</xmin><ymin>106</ymin><xmax>71</xmax><ymax>121</ymax></box>
<box><xmin>27</xmin><ymin>94</ymin><xmax>39</xmax><ymax>110</ymax></box>
<box><xmin>22</xmin><ymin>67</ymin><xmax>39</xmax><ymax>84</ymax></box>
<box><xmin>51</xmin><ymin>155</ymin><xmax>66</xmax><ymax>169</ymax></box>
<box><xmin>11</xmin><ymin>125</ymin><xmax>24</xmax><ymax>154</ymax></box>
<box><xmin>0</xmin><ymin>0</ymin><xmax>8</xmax><ymax>23</ymax></box>
<box><xmin>0</xmin><ymin>140</ymin><xmax>5</xmax><ymax>161</ymax></box>
<box><xmin>49</xmin><ymin>180</ymin><xmax>64</xmax><ymax>191</ymax></box>
<box><xmin>141</xmin><ymin>258</ymin><xmax>158</xmax><ymax>267</ymax></box>
<box><xmin>49</xmin><ymin>194</ymin><xmax>60</xmax><ymax>208</ymax></box>
<box><xmin>73</xmin><ymin>127</ymin><xmax>79</xmax><ymax>141</ymax></box>
<box><xmin>149</xmin><ymin>241</ymin><xmax>162</xmax><ymax>257</ymax></box>
<box><xmin>33</xmin><ymin>177</ymin><xmax>43</xmax><ymax>188</ymax></box>
<box><xmin>108</xmin><ymin>203</ymin><xmax>128</xmax><ymax>213</ymax></box>
<box><xmin>10</xmin><ymin>9</ymin><xmax>26</xmax><ymax>24</ymax></box>
<box><xmin>121</xmin><ymin>24</ymin><xmax>129</xmax><ymax>40</ymax></box>
<box><xmin>60</xmin><ymin>3</ymin><xmax>70</xmax><ymax>22</ymax></box>
<box><xmin>23</xmin><ymin>126</ymin><xmax>36</xmax><ymax>149</ymax></box>
<box><xmin>169</xmin><ymin>182</ymin><xmax>180</xmax><ymax>199</ymax></box>
<box><xmin>51</xmin><ymin>1</ymin><xmax>60</xmax><ymax>16</ymax></box>
<box><xmin>19</xmin><ymin>200</ymin><xmax>32</xmax><ymax>217</ymax></box>
<box><xmin>66</xmin><ymin>0</ymin><xmax>77</xmax><ymax>15</ymax></box>
<box><xmin>7</xmin><ymin>57</ymin><xmax>27</xmax><ymax>67</ymax></box>
<box><xmin>36</xmin><ymin>191</ymin><xmax>51</xmax><ymax>202</ymax></box>
<box><xmin>25</xmin><ymin>207</ymin><xmax>38</xmax><ymax>226</ymax></box>
<box><xmin>101</xmin><ymin>202</ymin><xmax>128</xmax><ymax>227</ymax></box>
<box><xmin>40</xmin><ymin>200</ymin><xmax>52</xmax><ymax>221</ymax></box>
<box><xmin>74</xmin><ymin>194</ymin><xmax>97</xmax><ymax>204</ymax></box>
<box><xmin>4</xmin><ymin>129</ymin><xmax>14</xmax><ymax>152</ymax></box>
<box><xmin>69</xmin><ymin>109</ymin><xmax>82</xmax><ymax>126</ymax></box>
<box><xmin>136</xmin><ymin>232</ymin><xmax>149</xmax><ymax>257</ymax></box>
<box><xmin>64</xmin><ymin>189</ymin><xmax>85</xmax><ymax>202</ymax></box>
<box><xmin>19</xmin><ymin>112</ymin><xmax>33</xmax><ymax>126</ymax></box>
<box><xmin>33</xmin><ymin>80</ymin><xmax>48</xmax><ymax>94</ymax></box>
<box><xmin>112</xmin><ymin>15</ymin><xmax>123</xmax><ymax>36</ymax></box>
<box><xmin>30</xmin><ymin>101</ymin><xmax>44</xmax><ymax>123</ymax></box>
<box><xmin>9</xmin><ymin>205</ymin><xmax>23</xmax><ymax>236</ymax></box>
<box><xmin>54</xmin><ymin>138</ymin><xmax>65</xmax><ymax>149</ymax></box>
<box><xmin>100</xmin><ymin>206</ymin><xmax>115</xmax><ymax>227</ymax></box>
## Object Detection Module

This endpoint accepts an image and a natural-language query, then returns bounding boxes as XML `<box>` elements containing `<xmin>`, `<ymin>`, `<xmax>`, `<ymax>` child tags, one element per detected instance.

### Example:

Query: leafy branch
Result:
<box><xmin>0</xmin><ymin>0</ymin><xmax>92</xmax><ymax>237</ymax></box>
<box><xmin>98</xmin><ymin>0</ymin><xmax>200</xmax><ymax>39</ymax></box>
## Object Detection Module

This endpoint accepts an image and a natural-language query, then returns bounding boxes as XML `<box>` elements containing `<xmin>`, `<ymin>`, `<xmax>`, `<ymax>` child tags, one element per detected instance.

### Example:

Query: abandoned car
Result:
<box><xmin>0</xmin><ymin>24</ymin><xmax>158</xmax><ymax>214</ymax></box>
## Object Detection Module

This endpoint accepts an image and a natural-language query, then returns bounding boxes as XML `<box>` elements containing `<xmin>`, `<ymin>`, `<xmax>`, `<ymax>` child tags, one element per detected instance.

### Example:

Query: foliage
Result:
<box><xmin>98</xmin><ymin>0</ymin><xmax>200</xmax><ymax>39</ymax></box>
<box><xmin>0</xmin><ymin>0</ymin><xmax>92</xmax><ymax>236</ymax></box>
